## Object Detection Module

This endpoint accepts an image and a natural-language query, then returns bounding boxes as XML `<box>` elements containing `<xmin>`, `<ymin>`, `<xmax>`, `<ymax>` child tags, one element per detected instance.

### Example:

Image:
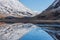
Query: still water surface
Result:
<box><xmin>20</xmin><ymin>27</ymin><xmax>54</xmax><ymax>40</ymax></box>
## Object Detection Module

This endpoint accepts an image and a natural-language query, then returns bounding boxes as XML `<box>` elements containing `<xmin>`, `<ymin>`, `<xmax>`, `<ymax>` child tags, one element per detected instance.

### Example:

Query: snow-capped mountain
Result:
<box><xmin>0</xmin><ymin>0</ymin><xmax>34</xmax><ymax>18</ymax></box>
<box><xmin>34</xmin><ymin>0</ymin><xmax>60</xmax><ymax>20</ymax></box>
<box><xmin>0</xmin><ymin>0</ymin><xmax>37</xmax><ymax>40</ymax></box>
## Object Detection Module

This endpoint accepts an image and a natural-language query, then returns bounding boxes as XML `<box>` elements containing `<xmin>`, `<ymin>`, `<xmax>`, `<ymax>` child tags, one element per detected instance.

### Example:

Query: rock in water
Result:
<box><xmin>0</xmin><ymin>0</ymin><xmax>34</xmax><ymax>18</ymax></box>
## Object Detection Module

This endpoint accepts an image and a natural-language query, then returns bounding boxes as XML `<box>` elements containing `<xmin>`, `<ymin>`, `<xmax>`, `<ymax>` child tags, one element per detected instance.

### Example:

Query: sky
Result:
<box><xmin>20</xmin><ymin>0</ymin><xmax>54</xmax><ymax>12</ymax></box>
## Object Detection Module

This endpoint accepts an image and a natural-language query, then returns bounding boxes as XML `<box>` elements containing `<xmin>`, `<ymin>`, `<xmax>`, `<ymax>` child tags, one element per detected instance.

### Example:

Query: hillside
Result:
<box><xmin>0</xmin><ymin>0</ymin><xmax>35</xmax><ymax>18</ymax></box>
<box><xmin>34</xmin><ymin>0</ymin><xmax>60</xmax><ymax>20</ymax></box>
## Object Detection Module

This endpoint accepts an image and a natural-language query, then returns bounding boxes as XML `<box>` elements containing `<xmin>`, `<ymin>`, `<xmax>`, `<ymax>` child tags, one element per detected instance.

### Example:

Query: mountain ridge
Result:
<box><xmin>34</xmin><ymin>0</ymin><xmax>60</xmax><ymax>20</ymax></box>
<box><xmin>0</xmin><ymin>0</ymin><xmax>35</xmax><ymax>18</ymax></box>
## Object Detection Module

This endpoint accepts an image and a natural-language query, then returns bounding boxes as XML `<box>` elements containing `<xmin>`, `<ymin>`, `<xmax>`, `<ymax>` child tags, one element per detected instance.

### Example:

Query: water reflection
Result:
<box><xmin>19</xmin><ymin>24</ymin><xmax>60</xmax><ymax>40</ymax></box>
<box><xmin>20</xmin><ymin>27</ymin><xmax>54</xmax><ymax>40</ymax></box>
<box><xmin>0</xmin><ymin>23</ymin><xmax>60</xmax><ymax>40</ymax></box>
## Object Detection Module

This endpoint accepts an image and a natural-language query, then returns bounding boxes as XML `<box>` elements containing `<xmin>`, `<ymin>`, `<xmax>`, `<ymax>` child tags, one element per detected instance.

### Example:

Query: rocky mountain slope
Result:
<box><xmin>0</xmin><ymin>0</ymin><xmax>35</xmax><ymax>18</ymax></box>
<box><xmin>34</xmin><ymin>0</ymin><xmax>60</xmax><ymax>20</ymax></box>
<box><xmin>0</xmin><ymin>0</ymin><xmax>37</xmax><ymax>40</ymax></box>
<box><xmin>0</xmin><ymin>0</ymin><xmax>60</xmax><ymax>40</ymax></box>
